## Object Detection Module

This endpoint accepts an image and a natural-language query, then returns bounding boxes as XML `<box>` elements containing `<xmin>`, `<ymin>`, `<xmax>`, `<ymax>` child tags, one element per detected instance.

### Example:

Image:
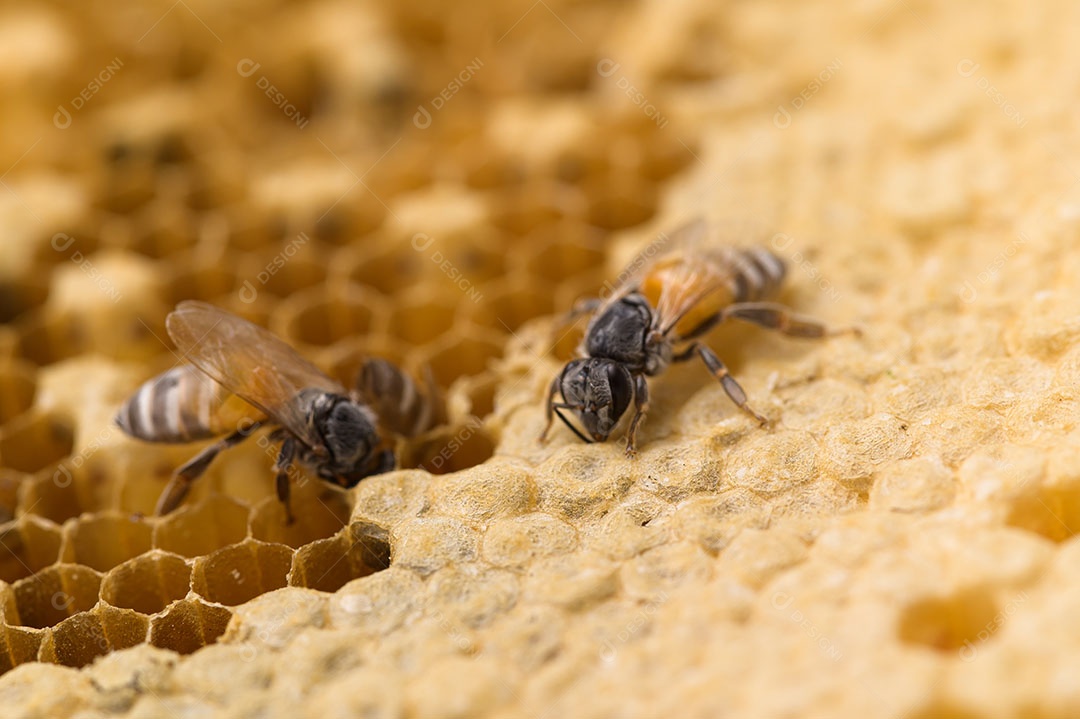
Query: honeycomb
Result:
<box><xmin>0</xmin><ymin>0</ymin><xmax>691</xmax><ymax>678</ymax></box>
<box><xmin>4</xmin><ymin>0</ymin><xmax>1080</xmax><ymax>717</ymax></box>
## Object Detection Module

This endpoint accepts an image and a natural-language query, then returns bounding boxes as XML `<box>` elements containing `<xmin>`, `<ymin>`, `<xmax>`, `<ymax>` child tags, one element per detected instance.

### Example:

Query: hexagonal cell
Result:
<box><xmin>0</xmin><ymin>516</ymin><xmax>63</xmax><ymax>584</ymax></box>
<box><xmin>127</xmin><ymin>203</ymin><xmax>198</xmax><ymax>258</ymax></box>
<box><xmin>525</xmin><ymin>229</ymin><xmax>606</xmax><ymax>284</ymax></box>
<box><xmin>222</xmin><ymin>204</ymin><xmax>288</xmax><ymax>251</ymax></box>
<box><xmin>38</xmin><ymin>605</ymin><xmax>149</xmax><ymax>669</ymax></box>
<box><xmin>488</xmin><ymin>188</ymin><xmax>568</xmax><ymax>237</ymax></box>
<box><xmin>0</xmin><ymin>276</ymin><xmax>49</xmax><ymax>324</ymax></box>
<box><xmin>348</xmin><ymin>243</ymin><xmax>427</xmax><ymax>297</ymax></box>
<box><xmin>0</xmin><ymin>361</ymin><xmax>36</xmax><ymax>426</ymax></box>
<box><xmin>312</xmin><ymin>196</ymin><xmax>386</xmax><ymax>246</ymax></box>
<box><xmin>248</xmin><ymin>254</ymin><xmax>327</xmax><ymax>300</ymax></box>
<box><xmin>62</xmin><ymin>513</ymin><xmax>153</xmax><ymax>573</ymax></box>
<box><xmin>641</xmin><ymin>135</ymin><xmax>695</xmax><ymax>182</ymax></box>
<box><xmin>388</xmin><ymin>296</ymin><xmax>457</xmax><ymax>346</ymax></box>
<box><xmin>289</xmin><ymin>521</ymin><xmax>391</xmax><ymax>593</ymax></box>
<box><xmin>20</xmin><ymin>464</ymin><xmax>102</xmax><ymax>526</ymax></box>
<box><xmin>0</xmin><ymin>624</ymin><xmax>44</xmax><ymax>675</ymax></box>
<box><xmin>12</xmin><ymin>564</ymin><xmax>102</xmax><ymax>629</ymax></box>
<box><xmin>461</xmin><ymin>373</ymin><xmax>498</xmax><ymax>420</ymax></box>
<box><xmin>148</xmin><ymin>597</ymin><xmax>232</xmax><ymax>655</ymax></box>
<box><xmin>100</xmin><ymin>551</ymin><xmax>191</xmax><ymax>614</ymax></box>
<box><xmin>419</xmin><ymin>334</ymin><xmax>503</xmax><ymax>389</ymax></box>
<box><xmin>166</xmin><ymin>261</ymin><xmax>239</xmax><ymax>305</ymax></box>
<box><xmin>467</xmin><ymin>281</ymin><xmax>555</xmax><ymax>334</ymax></box>
<box><xmin>191</xmin><ymin>539</ymin><xmax>292</xmax><ymax>606</ymax></box>
<box><xmin>152</xmin><ymin>494</ymin><xmax>250</xmax><ymax>559</ymax></box>
<box><xmin>584</xmin><ymin>179</ymin><xmax>657</xmax><ymax>230</ymax></box>
<box><xmin>274</xmin><ymin>287</ymin><xmax>378</xmax><ymax>348</ymax></box>
<box><xmin>249</xmin><ymin>483</ymin><xmax>352</xmax><ymax>549</ymax></box>
<box><xmin>15</xmin><ymin>312</ymin><xmax>82</xmax><ymax>367</ymax></box>
<box><xmin>0</xmin><ymin>414</ymin><xmax>73</xmax><ymax>474</ymax></box>
<box><xmin>399</xmin><ymin>421</ymin><xmax>496</xmax><ymax>476</ymax></box>
<box><xmin>0</xmin><ymin>470</ymin><xmax>24</xmax><ymax>523</ymax></box>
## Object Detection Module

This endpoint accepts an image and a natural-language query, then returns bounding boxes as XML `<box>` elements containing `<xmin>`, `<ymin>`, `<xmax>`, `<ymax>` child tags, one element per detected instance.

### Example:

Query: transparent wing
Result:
<box><xmin>592</xmin><ymin>218</ymin><xmax>711</xmax><ymax>319</ymax></box>
<box><xmin>592</xmin><ymin>218</ymin><xmax>738</xmax><ymax>339</ymax></box>
<box><xmin>166</xmin><ymin>301</ymin><xmax>345</xmax><ymax>448</ymax></box>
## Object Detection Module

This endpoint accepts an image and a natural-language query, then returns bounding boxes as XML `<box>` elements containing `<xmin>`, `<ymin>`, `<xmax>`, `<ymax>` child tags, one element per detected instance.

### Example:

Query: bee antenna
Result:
<box><xmin>553</xmin><ymin>404</ymin><xmax>593</xmax><ymax>444</ymax></box>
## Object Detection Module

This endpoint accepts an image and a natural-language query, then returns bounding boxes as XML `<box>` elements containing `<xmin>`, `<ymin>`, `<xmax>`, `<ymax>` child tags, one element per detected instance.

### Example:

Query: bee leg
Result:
<box><xmin>721</xmin><ymin>302</ymin><xmax>859</xmax><ymax>339</ymax></box>
<box><xmin>274</xmin><ymin>436</ymin><xmax>297</xmax><ymax>525</ymax></box>
<box><xmin>624</xmin><ymin>374</ymin><xmax>650</xmax><ymax>458</ymax></box>
<box><xmin>539</xmin><ymin>375</ymin><xmax>562</xmax><ymax>444</ymax></box>
<box><xmin>156</xmin><ymin>422</ymin><xmax>263</xmax><ymax>516</ymax></box>
<box><xmin>692</xmin><ymin>344</ymin><xmax>769</xmax><ymax>426</ymax></box>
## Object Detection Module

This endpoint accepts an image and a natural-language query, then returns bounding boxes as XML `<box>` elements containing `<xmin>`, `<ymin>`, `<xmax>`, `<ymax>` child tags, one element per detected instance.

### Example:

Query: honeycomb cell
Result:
<box><xmin>126</xmin><ymin>203</ymin><xmax>198</xmax><ymax>258</ymax></box>
<box><xmin>420</xmin><ymin>334</ymin><xmax>503</xmax><ymax>389</ymax></box>
<box><xmin>39</xmin><ymin>605</ymin><xmax>149</xmax><ymax>669</ymax></box>
<box><xmin>166</xmin><ymin>261</ymin><xmax>238</xmax><ymax>305</ymax></box>
<box><xmin>0</xmin><ymin>619</ymin><xmax>44</xmax><ymax>668</ymax></box>
<box><xmin>0</xmin><ymin>277</ymin><xmax>48</xmax><ymax>325</ymax></box>
<box><xmin>289</xmin><ymin>522</ymin><xmax>391</xmax><ymax>593</ymax></box>
<box><xmin>897</xmin><ymin>587</ymin><xmax>1001</xmax><ymax>652</ymax></box>
<box><xmin>0</xmin><ymin>516</ymin><xmax>63</xmax><ymax>584</ymax></box>
<box><xmin>0</xmin><ymin>415</ymin><xmax>74</xmax><ymax>475</ymax></box>
<box><xmin>348</xmin><ymin>242</ymin><xmax>427</xmax><ymax>297</ymax></box>
<box><xmin>148</xmin><ymin>598</ymin><xmax>232</xmax><ymax>655</ymax></box>
<box><xmin>525</xmin><ymin>228</ymin><xmax>606</xmax><ymax>284</ymax></box>
<box><xmin>0</xmin><ymin>470</ymin><xmax>24</xmax><ymax>521</ymax></box>
<box><xmin>584</xmin><ymin>178</ymin><xmax>657</xmax><ymax>230</ymax></box>
<box><xmin>100</xmin><ymin>551</ymin><xmax>191</xmax><ymax>614</ymax></box>
<box><xmin>12</xmin><ymin>564</ymin><xmax>102</xmax><ymax>629</ymax></box>
<box><xmin>248</xmin><ymin>254</ymin><xmax>328</xmax><ymax>301</ymax></box>
<box><xmin>312</xmin><ymin>196</ymin><xmax>386</xmax><ymax>246</ymax></box>
<box><xmin>273</xmin><ymin>286</ymin><xmax>378</xmax><ymax>349</ymax></box>
<box><xmin>388</xmin><ymin>296</ymin><xmax>457</xmax><ymax>346</ymax></box>
<box><xmin>222</xmin><ymin>204</ymin><xmax>288</xmax><ymax>251</ymax></box>
<box><xmin>467</xmin><ymin>281</ymin><xmax>555</xmax><ymax>334</ymax></box>
<box><xmin>249</xmin><ymin>483</ymin><xmax>352</xmax><ymax>549</ymax></box>
<box><xmin>191</xmin><ymin>540</ymin><xmax>292</xmax><ymax>606</ymax></box>
<box><xmin>15</xmin><ymin>312</ymin><xmax>82</xmax><ymax>367</ymax></box>
<box><xmin>488</xmin><ymin>188</ymin><xmax>566</xmax><ymax>237</ymax></box>
<box><xmin>63</xmin><ymin>513</ymin><xmax>153</xmax><ymax>573</ymax></box>
<box><xmin>0</xmin><ymin>361</ymin><xmax>36</xmax><ymax>425</ymax></box>
<box><xmin>399</xmin><ymin>421</ymin><xmax>496</xmax><ymax>475</ymax></box>
<box><xmin>152</xmin><ymin>495</ymin><xmax>250</xmax><ymax>559</ymax></box>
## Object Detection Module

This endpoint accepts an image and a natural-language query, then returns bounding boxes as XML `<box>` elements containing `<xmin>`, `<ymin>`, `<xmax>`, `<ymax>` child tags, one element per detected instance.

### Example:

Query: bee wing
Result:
<box><xmin>591</xmin><ymin>218</ymin><xmax>711</xmax><ymax>318</ymax></box>
<box><xmin>166</xmin><ymin>301</ymin><xmax>345</xmax><ymax>448</ymax></box>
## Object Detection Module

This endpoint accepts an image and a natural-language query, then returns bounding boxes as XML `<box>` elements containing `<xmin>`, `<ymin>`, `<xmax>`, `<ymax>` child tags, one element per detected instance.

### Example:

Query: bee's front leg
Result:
<box><xmin>624</xmin><ymin>374</ymin><xmax>650</xmax><ymax>458</ymax></box>
<box><xmin>539</xmin><ymin>375</ymin><xmax>561</xmax><ymax>444</ymax></box>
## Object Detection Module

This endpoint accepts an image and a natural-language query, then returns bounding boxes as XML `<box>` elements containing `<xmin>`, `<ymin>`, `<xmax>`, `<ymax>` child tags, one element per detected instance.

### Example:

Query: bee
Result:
<box><xmin>116</xmin><ymin>301</ymin><xmax>437</xmax><ymax>521</ymax></box>
<box><xmin>540</xmin><ymin>219</ymin><xmax>854</xmax><ymax>456</ymax></box>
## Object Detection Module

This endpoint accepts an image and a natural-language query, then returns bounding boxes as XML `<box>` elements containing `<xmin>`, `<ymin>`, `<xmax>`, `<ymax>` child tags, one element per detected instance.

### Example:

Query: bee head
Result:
<box><xmin>315</xmin><ymin>397</ymin><xmax>388</xmax><ymax>486</ymax></box>
<box><xmin>557</xmin><ymin>358</ymin><xmax>634</xmax><ymax>442</ymax></box>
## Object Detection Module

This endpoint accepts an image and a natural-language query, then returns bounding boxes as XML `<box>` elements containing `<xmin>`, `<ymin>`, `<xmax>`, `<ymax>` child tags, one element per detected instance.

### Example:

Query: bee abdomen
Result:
<box><xmin>116</xmin><ymin>366</ymin><xmax>217</xmax><ymax>443</ymax></box>
<box><xmin>358</xmin><ymin>358</ymin><xmax>440</xmax><ymax>438</ymax></box>
<box><xmin>730</xmin><ymin>247</ymin><xmax>787</xmax><ymax>303</ymax></box>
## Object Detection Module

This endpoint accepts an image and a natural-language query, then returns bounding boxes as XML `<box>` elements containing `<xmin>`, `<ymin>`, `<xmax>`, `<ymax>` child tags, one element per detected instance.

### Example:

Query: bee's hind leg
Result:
<box><xmin>155</xmin><ymin>421</ymin><xmax>263</xmax><ymax>516</ymax></box>
<box><xmin>274</xmin><ymin>435</ymin><xmax>297</xmax><ymax>525</ymax></box>
<box><xmin>689</xmin><ymin>343</ymin><xmax>768</xmax><ymax>426</ymax></box>
<box><xmin>721</xmin><ymin>302</ymin><xmax>860</xmax><ymax>339</ymax></box>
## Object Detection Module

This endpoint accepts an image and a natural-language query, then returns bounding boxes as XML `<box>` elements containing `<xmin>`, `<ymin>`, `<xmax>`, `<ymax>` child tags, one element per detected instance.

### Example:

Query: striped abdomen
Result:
<box><xmin>357</xmin><ymin>359</ymin><xmax>442</xmax><ymax>438</ymax></box>
<box><xmin>726</xmin><ymin>246</ymin><xmax>787</xmax><ymax>303</ymax></box>
<box><xmin>116</xmin><ymin>365</ymin><xmax>257</xmax><ymax>443</ymax></box>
